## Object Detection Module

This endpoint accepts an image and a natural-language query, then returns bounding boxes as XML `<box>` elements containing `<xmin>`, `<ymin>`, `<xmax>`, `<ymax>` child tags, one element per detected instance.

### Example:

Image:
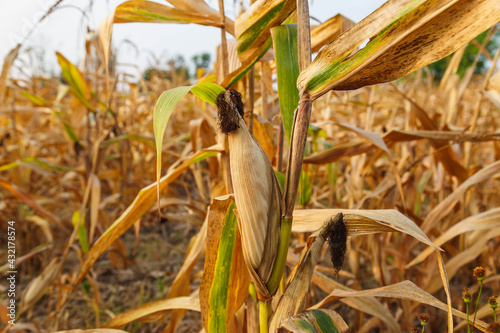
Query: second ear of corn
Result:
<box><xmin>217</xmin><ymin>89</ymin><xmax>283</xmax><ymax>299</ymax></box>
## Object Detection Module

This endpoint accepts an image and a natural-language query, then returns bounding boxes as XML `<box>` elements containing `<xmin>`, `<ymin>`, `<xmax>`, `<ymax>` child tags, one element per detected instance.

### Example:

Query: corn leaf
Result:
<box><xmin>0</xmin><ymin>180</ymin><xmax>62</xmax><ymax>227</ymax></box>
<box><xmin>200</xmin><ymin>195</ymin><xmax>250</xmax><ymax>333</ymax></box>
<box><xmin>103</xmin><ymin>293</ymin><xmax>200</xmax><ymax>328</ymax></box>
<box><xmin>55</xmin><ymin>328</ymin><xmax>127</xmax><ymax>333</ymax></box>
<box><xmin>409</xmin><ymin>208</ymin><xmax>500</xmax><ymax>266</ymax></box>
<box><xmin>19</xmin><ymin>258</ymin><xmax>63</xmax><ymax>314</ymax></box>
<box><xmin>298</xmin><ymin>0</ymin><xmax>500</xmax><ymax>100</ymax></box>
<box><xmin>310</xmin><ymin>14</ymin><xmax>355</xmax><ymax>54</ymax></box>
<box><xmin>0</xmin><ymin>45</ymin><xmax>20</xmax><ymax>105</ymax></box>
<box><xmin>280</xmin><ymin>309</ymin><xmax>348</xmax><ymax>333</ymax></box>
<box><xmin>113</xmin><ymin>0</ymin><xmax>225</xmax><ymax>30</ymax></box>
<box><xmin>19</xmin><ymin>90</ymin><xmax>47</xmax><ymax>106</ymax></box>
<box><xmin>272</xmin><ymin>24</ymin><xmax>300</xmax><ymax>144</ymax></box>
<box><xmin>310</xmin><ymin>271</ymin><xmax>399</xmax><ymax>332</ymax></box>
<box><xmin>221</xmin><ymin>0</ymin><xmax>296</xmax><ymax>87</ymax></box>
<box><xmin>72</xmin><ymin>210</ymin><xmax>89</xmax><ymax>254</ymax></box>
<box><xmin>292</xmin><ymin>209</ymin><xmax>440</xmax><ymax>251</ymax></box>
<box><xmin>312</xmin><ymin>280</ymin><xmax>488</xmax><ymax>331</ymax></box>
<box><xmin>56</xmin><ymin>52</ymin><xmax>94</xmax><ymax>110</ymax></box>
<box><xmin>419</xmin><ymin>159</ymin><xmax>500</xmax><ymax>234</ymax></box>
<box><xmin>154</xmin><ymin>83</ymin><xmax>225</xmax><ymax>208</ymax></box>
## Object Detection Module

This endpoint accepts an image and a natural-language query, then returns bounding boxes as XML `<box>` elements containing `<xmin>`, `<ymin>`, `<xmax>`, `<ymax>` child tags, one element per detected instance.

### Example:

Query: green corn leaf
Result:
<box><xmin>0</xmin><ymin>157</ymin><xmax>72</xmax><ymax>172</ymax></box>
<box><xmin>19</xmin><ymin>90</ymin><xmax>47</xmax><ymax>106</ymax></box>
<box><xmin>298</xmin><ymin>0</ymin><xmax>500</xmax><ymax>100</ymax></box>
<box><xmin>56</xmin><ymin>52</ymin><xmax>94</xmax><ymax>110</ymax></box>
<box><xmin>154</xmin><ymin>83</ymin><xmax>225</xmax><ymax>203</ymax></box>
<box><xmin>54</xmin><ymin>111</ymin><xmax>80</xmax><ymax>145</ymax></box>
<box><xmin>271</xmin><ymin>24</ymin><xmax>300</xmax><ymax>144</ymax></box>
<box><xmin>72</xmin><ymin>210</ymin><xmax>89</xmax><ymax>254</ymax></box>
<box><xmin>279</xmin><ymin>307</ymin><xmax>348</xmax><ymax>332</ymax></box>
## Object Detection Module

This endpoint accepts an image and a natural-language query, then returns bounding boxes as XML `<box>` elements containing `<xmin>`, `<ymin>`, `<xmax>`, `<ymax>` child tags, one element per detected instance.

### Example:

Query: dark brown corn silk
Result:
<box><xmin>325</xmin><ymin>213</ymin><xmax>347</xmax><ymax>275</ymax></box>
<box><xmin>216</xmin><ymin>89</ymin><xmax>244</xmax><ymax>134</ymax></box>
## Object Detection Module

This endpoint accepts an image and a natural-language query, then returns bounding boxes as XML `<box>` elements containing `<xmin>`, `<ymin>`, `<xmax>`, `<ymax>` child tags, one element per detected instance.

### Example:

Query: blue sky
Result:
<box><xmin>0</xmin><ymin>0</ymin><xmax>386</xmax><ymax>78</ymax></box>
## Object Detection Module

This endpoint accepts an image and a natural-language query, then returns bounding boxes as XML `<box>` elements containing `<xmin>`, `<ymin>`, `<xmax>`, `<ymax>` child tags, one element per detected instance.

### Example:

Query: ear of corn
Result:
<box><xmin>217</xmin><ymin>89</ymin><xmax>283</xmax><ymax>298</ymax></box>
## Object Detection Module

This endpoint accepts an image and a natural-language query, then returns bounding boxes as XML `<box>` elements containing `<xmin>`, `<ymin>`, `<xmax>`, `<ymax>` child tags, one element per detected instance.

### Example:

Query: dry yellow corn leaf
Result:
<box><xmin>311</xmin><ymin>14</ymin><xmax>355</xmax><ymax>54</ymax></box>
<box><xmin>420</xmin><ymin>160</ymin><xmax>500</xmax><ymax>234</ymax></box>
<box><xmin>19</xmin><ymin>257</ymin><xmax>62</xmax><ymax>315</ymax></box>
<box><xmin>292</xmin><ymin>209</ymin><xmax>440</xmax><ymax>251</ymax></box>
<box><xmin>114</xmin><ymin>0</ymin><xmax>227</xmax><ymax>30</ymax></box>
<box><xmin>424</xmin><ymin>228</ymin><xmax>500</xmax><ymax>295</ymax></box>
<box><xmin>0</xmin><ymin>45</ymin><xmax>20</xmax><ymax>105</ymax></box>
<box><xmin>312</xmin><ymin>280</ymin><xmax>488</xmax><ymax>331</ymax></box>
<box><xmin>103</xmin><ymin>293</ymin><xmax>200</xmax><ymax>328</ymax></box>
<box><xmin>0</xmin><ymin>180</ymin><xmax>63</xmax><ymax>227</ymax></box>
<box><xmin>55</xmin><ymin>328</ymin><xmax>127</xmax><ymax>333</ymax></box>
<box><xmin>310</xmin><ymin>270</ymin><xmax>399</xmax><ymax>332</ymax></box>
<box><xmin>298</xmin><ymin>0</ymin><xmax>500</xmax><ymax>99</ymax></box>
<box><xmin>409</xmin><ymin>208</ymin><xmax>500</xmax><ymax>266</ymax></box>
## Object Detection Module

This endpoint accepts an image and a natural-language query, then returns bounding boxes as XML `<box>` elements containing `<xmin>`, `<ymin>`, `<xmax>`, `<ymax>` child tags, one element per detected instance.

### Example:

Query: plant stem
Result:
<box><xmin>493</xmin><ymin>308</ymin><xmax>497</xmax><ymax>323</ymax></box>
<box><xmin>249</xmin><ymin>283</ymin><xmax>257</xmax><ymax>301</ymax></box>
<box><xmin>473</xmin><ymin>280</ymin><xmax>483</xmax><ymax>328</ymax></box>
<box><xmin>266</xmin><ymin>217</ymin><xmax>293</xmax><ymax>294</ymax></box>
<box><xmin>283</xmin><ymin>96</ymin><xmax>312</xmax><ymax>218</ymax></box>
<box><xmin>466</xmin><ymin>303</ymin><xmax>470</xmax><ymax>333</ymax></box>
<box><xmin>259</xmin><ymin>300</ymin><xmax>271</xmax><ymax>333</ymax></box>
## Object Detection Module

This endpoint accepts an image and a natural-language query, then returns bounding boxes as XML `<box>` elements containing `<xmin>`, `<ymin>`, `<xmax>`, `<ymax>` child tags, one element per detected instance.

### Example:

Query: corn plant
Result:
<box><xmin>2</xmin><ymin>0</ymin><xmax>500</xmax><ymax>332</ymax></box>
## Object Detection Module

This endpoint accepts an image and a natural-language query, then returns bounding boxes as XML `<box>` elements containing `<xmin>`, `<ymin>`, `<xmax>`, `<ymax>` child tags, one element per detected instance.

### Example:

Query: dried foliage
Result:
<box><xmin>1</xmin><ymin>1</ymin><xmax>500</xmax><ymax>333</ymax></box>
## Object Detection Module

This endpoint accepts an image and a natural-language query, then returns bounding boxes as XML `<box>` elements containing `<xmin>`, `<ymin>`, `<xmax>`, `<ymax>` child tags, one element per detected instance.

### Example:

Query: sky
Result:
<box><xmin>0</xmin><ymin>0</ymin><xmax>387</xmax><ymax>79</ymax></box>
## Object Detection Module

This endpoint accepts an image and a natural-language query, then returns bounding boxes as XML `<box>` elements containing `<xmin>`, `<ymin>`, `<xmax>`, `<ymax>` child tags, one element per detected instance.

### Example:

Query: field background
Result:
<box><xmin>1</xmin><ymin>1</ymin><xmax>500</xmax><ymax>332</ymax></box>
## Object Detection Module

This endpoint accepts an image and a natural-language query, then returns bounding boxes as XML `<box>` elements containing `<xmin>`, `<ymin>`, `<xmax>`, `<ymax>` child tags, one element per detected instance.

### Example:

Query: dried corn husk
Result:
<box><xmin>217</xmin><ymin>89</ymin><xmax>283</xmax><ymax>299</ymax></box>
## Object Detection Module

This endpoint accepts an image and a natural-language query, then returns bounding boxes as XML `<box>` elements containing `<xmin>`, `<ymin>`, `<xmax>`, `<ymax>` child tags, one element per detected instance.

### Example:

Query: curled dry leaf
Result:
<box><xmin>419</xmin><ymin>160</ymin><xmax>500</xmax><ymax>234</ymax></box>
<box><xmin>19</xmin><ymin>257</ymin><xmax>62</xmax><ymax>315</ymax></box>
<box><xmin>292</xmin><ymin>209</ymin><xmax>440</xmax><ymax>251</ymax></box>
<box><xmin>408</xmin><ymin>208</ymin><xmax>500</xmax><ymax>266</ymax></box>
<box><xmin>312</xmin><ymin>281</ymin><xmax>488</xmax><ymax>331</ymax></box>
<box><xmin>298</xmin><ymin>0</ymin><xmax>500</xmax><ymax>99</ymax></box>
<box><xmin>103</xmin><ymin>293</ymin><xmax>200</xmax><ymax>328</ymax></box>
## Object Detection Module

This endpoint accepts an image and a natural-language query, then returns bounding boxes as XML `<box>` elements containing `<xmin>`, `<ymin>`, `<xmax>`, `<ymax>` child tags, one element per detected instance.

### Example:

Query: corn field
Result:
<box><xmin>1</xmin><ymin>0</ymin><xmax>500</xmax><ymax>332</ymax></box>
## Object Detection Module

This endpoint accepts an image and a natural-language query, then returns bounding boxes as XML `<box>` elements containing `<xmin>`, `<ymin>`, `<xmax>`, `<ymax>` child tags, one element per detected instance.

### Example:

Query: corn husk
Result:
<box><xmin>217</xmin><ymin>89</ymin><xmax>283</xmax><ymax>298</ymax></box>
